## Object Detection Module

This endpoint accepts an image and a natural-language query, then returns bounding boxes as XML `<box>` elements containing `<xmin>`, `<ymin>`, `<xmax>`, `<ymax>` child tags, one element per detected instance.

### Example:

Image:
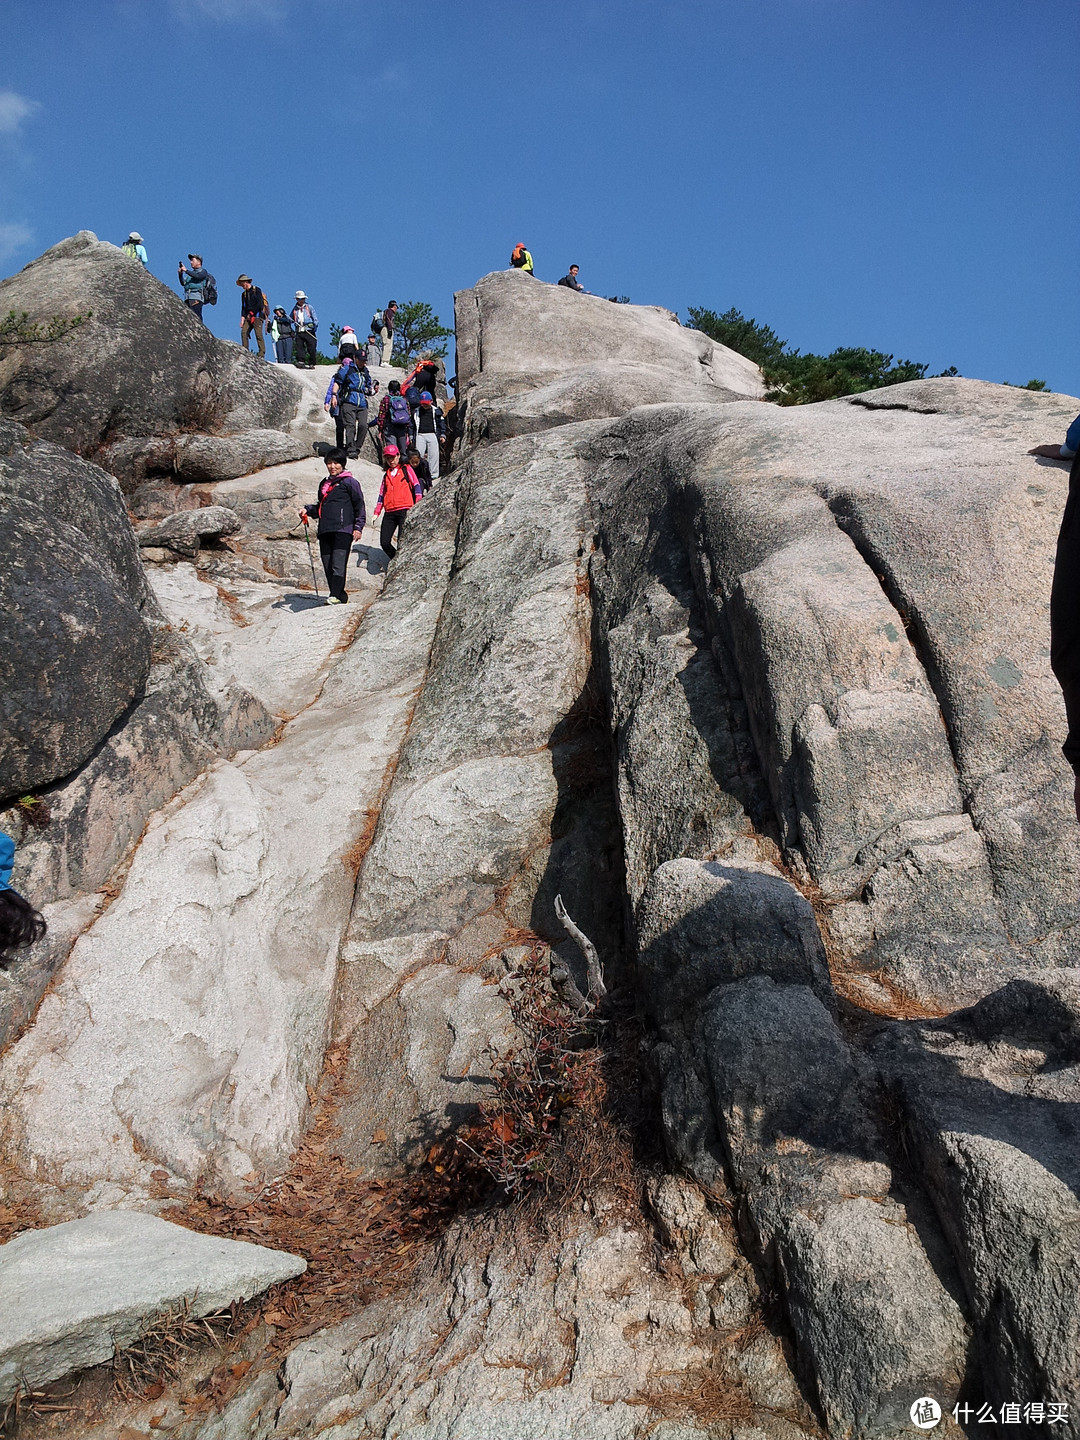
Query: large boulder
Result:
<box><xmin>0</xmin><ymin>232</ymin><xmax>301</xmax><ymax>463</ymax></box>
<box><xmin>453</xmin><ymin>269</ymin><xmax>764</xmax><ymax>447</ymax></box>
<box><xmin>0</xmin><ymin>421</ymin><xmax>151</xmax><ymax>799</ymax></box>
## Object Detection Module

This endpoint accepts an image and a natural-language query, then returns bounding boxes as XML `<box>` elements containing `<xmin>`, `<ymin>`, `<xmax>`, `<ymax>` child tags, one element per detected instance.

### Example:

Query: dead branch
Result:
<box><xmin>554</xmin><ymin>895</ymin><xmax>607</xmax><ymax>1004</ymax></box>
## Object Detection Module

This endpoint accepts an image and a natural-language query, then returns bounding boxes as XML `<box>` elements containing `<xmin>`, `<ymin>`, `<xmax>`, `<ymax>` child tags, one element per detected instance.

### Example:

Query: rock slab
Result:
<box><xmin>0</xmin><ymin>1211</ymin><xmax>304</xmax><ymax>1402</ymax></box>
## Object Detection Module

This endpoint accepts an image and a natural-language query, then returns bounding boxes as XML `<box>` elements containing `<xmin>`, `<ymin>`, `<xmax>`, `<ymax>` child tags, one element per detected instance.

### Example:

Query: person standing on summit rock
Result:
<box><xmin>121</xmin><ymin>232</ymin><xmax>148</xmax><ymax>267</ymax></box>
<box><xmin>237</xmin><ymin>275</ymin><xmax>269</xmax><ymax>359</ymax></box>
<box><xmin>373</xmin><ymin>302</ymin><xmax>398</xmax><ymax>366</ymax></box>
<box><xmin>178</xmin><ymin>254</ymin><xmax>210</xmax><ymax>322</ymax></box>
<box><xmin>292</xmin><ymin>291</ymin><xmax>319</xmax><ymax>369</ymax></box>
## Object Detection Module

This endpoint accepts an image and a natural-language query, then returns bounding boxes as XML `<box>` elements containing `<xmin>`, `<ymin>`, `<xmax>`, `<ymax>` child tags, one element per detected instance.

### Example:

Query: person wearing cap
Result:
<box><xmin>412</xmin><ymin>391</ymin><xmax>446</xmax><ymax>481</ymax></box>
<box><xmin>292</xmin><ymin>291</ymin><xmax>319</xmax><ymax>369</ymax></box>
<box><xmin>337</xmin><ymin>326</ymin><xmax>361</xmax><ymax>362</ymax></box>
<box><xmin>237</xmin><ymin>275</ymin><xmax>269</xmax><ymax>359</ymax></box>
<box><xmin>372</xmin><ymin>446</ymin><xmax>423</xmax><ymax>560</ymax></box>
<box><xmin>325</xmin><ymin>351</ymin><xmax>374</xmax><ymax>460</ymax></box>
<box><xmin>121</xmin><ymin>231</ymin><xmax>148</xmax><ymax>267</ymax></box>
<box><xmin>510</xmin><ymin>242</ymin><xmax>534</xmax><ymax>275</ymax></box>
<box><xmin>0</xmin><ymin>831</ymin><xmax>46</xmax><ymax>968</ymax></box>
<box><xmin>178</xmin><ymin>253</ymin><xmax>210</xmax><ymax>322</ymax></box>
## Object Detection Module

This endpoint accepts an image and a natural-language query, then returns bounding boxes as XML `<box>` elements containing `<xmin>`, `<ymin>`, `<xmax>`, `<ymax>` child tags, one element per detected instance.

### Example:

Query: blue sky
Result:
<box><xmin>2</xmin><ymin>0</ymin><xmax>1077</xmax><ymax>392</ymax></box>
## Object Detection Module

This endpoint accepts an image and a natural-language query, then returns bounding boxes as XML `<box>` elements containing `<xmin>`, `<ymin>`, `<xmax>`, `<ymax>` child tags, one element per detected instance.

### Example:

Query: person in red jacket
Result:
<box><xmin>372</xmin><ymin>445</ymin><xmax>423</xmax><ymax>559</ymax></box>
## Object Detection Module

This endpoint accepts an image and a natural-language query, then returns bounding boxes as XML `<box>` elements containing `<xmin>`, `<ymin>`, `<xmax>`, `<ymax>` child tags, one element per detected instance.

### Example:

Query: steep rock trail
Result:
<box><xmin>4</xmin><ymin>254</ymin><xmax>1080</xmax><ymax>1440</ymax></box>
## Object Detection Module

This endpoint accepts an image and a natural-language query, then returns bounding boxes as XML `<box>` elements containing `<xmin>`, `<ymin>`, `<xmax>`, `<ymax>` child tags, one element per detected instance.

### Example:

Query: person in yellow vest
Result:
<box><xmin>510</xmin><ymin>242</ymin><xmax>534</xmax><ymax>275</ymax></box>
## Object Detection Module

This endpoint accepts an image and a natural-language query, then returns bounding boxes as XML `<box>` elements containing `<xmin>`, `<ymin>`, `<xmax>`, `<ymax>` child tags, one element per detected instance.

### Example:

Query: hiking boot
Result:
<box><xmin>325</xmin><ymin>596</ymin><xmax>343</xmax><ymax>605</ymax></box>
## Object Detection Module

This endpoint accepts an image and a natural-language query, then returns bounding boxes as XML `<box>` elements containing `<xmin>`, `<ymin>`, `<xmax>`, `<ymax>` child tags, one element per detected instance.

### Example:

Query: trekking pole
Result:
<box><xmin>301</xmin><ymin>514</ymin><xmax>320</xmax><ymax>596</ymax></box>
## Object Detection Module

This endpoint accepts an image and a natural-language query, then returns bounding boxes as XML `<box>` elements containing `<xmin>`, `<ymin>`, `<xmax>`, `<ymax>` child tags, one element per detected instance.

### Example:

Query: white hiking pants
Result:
<box><xmin>415</xmin><ymin>431</ymin><xmax>440</xmax><ymax>480</ymax></box>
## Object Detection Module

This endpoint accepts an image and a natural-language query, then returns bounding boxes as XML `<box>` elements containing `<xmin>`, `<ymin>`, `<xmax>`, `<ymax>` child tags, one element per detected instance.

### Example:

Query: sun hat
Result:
<box><xmin>295</xmin><ymin>290</ymin><xmax>307</xmax><ymax>299</ymax></box>
<box><xmin>128</xmin><ymin>232</ymin><xmax>143</xmax><ymax>242</ymax></box>
<box><xmin>236</xmin><ymin>274</ymin><xmax>252</xmax><ymax>285</ymax></box>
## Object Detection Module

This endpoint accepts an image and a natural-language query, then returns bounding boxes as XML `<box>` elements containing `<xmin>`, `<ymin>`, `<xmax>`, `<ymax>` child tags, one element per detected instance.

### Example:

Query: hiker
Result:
<box><xmin>325</xmin><ymin>352</ymin><xmax>373</xmax><ymax>459</ymax></box>
<box><xmin>337</xmin><ymin>326</ymin><xmax>362</xmax><ymax>361</ymax></box>
<box><xmin>378</xmin><ymin>380</ymin><xmax>413</xmax><ymax>461</ymax></box>
<box><xmin>292</xmin><ymin>291</ymin><xmax>319</xmax><ymax>369</ymax></box>
<box><xmin>178</xmin><ymin>254</ymin><xmax>211</xmax><ymax>322</ymax></box>
<box><xmin>237</xmin><ymin>275</ymin><xmax>269</xmax><ymax>359</ymax></box>
<box><xmin>298</xmin><ymin>448</ymin><xmax>366</xmax><ymax>605</ymax></box>
<box><xmin>121</xmin><ymin>231</ymin><xmax>148</xmax><ymax>267</ymax></box>
<box><xmin>269</xmin><ymin>307</ymin><xmax>295</xmax><ymax>363</ymax></box>
<box><xmin>0</xmin><ymin>831</ymin><xmax>46</xmax><ymax>970</ymax></box>
<box><xmin>406</xmin><ymin>446</ymin><xmax>434</xmax><ymax>494</ymax></box>
<box><xmin>373</xmin><ymin>302</ymin><xmax>399</xmax><ymax>366</ymax></box>
<box><xmin>510</xmin><ymin>242</ymin><xmax>534</xmax><ymax>275</ymax></box>
<box><xmin>366</xmin><ymin>329</ymin><xmax>382</xmax><ymax>370</ymax></box>
<box><xmin>402</xmin><ymin>356</ymin><xmax>440</xmax><ymax>402</ymax></box>
<box><xmin>1031</xmin><ymin>413</ymin><xmax>1080</xmax><ymax>463</ymax></box>
<box><xmin>558</xmin><ymin>264</ymin><xmax>587</xmax><ymax>292</ymax></box>
<box><xmin>372</xmin><ymin>446</ymin><xmax>423</xmax><ymax>559</ymax></box>
<box><xmin>412</xmin><ymin>391</ymin><xmax>446</xmax><ymax>481</ymax></box>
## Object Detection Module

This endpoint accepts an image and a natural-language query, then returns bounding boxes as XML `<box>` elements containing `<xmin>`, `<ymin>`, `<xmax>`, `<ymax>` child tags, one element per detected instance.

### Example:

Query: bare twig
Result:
<box><xmin>554</xmin><ymin>895</ymin><xmax>607</xmax><ymax>1005</ymax></box>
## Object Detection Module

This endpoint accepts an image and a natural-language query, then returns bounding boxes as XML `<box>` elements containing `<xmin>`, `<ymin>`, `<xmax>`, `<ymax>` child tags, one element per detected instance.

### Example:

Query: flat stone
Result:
<box><xmin>0</xmin><ymin>1211</ymin><xmax>304</xmax><ymax>1401</ymax></box>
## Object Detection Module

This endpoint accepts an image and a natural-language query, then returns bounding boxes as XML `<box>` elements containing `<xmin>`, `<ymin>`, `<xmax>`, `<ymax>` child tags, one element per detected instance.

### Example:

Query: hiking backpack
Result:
<box><xmin>388</xmin><ymin>393</ymin><xmax>412</xmax><ymax>426</ymax></box>
<box><xmin>203</xmin><ymin>273</ymin><xmax>218</xmax><ymax>306</ymax></box>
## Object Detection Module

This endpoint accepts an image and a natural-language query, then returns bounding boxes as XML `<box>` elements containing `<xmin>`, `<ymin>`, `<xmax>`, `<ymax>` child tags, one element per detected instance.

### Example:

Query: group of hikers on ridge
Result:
<box><xmin>172</xmin><ymin>248</ymin><xmax>400</xmax><ymax>371</ymax></box>
<box><xmin>510</xmin><ymin>242</ymin><xmax>590</xmax><ymax>293</ymax></box>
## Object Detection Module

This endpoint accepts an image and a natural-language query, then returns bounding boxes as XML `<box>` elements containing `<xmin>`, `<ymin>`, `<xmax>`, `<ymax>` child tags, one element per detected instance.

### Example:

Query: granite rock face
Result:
<box><xmin>4</xmin><ymin>261</ymin><xmax>1080</xmax><ymax>1438</ymax></box>
<box><xmin>453</xmin><ymin>268</ymin><xmax>765</xmax><ymax>447</ymax></box>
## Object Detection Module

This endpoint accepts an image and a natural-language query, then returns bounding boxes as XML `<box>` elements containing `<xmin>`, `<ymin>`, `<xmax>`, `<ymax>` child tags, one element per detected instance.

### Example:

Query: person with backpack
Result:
<box><xmin>510</xmin><ymin>242</ymin><xmax>534</xmax><ymax>275</ymax></box>
<box><xmin>412</xmin><ymin>391</ymin><xmax>446</xmax><ymax>481</ymax></box>
<box><xmin>374</xmin><ymin>301</ymin><xmax>399</xmax><ymax>366</ymax></box>
<box><xmin>178</xmin><ymin>253</ymin><xmax>213</xmax><ymax>322</ymax></box>
<box><xmin>292</xmin><ymin>291</ymin><xmax>319</xmax><ymax>369</ymax></box>
<box><xmin>237</xmin><ymin>275</ymin><xmax>269</xmax><ymax>359</ymax></box>
<box><xmin>366</xmin><ymin>328</ymin><xmax>382</xmax><ymax>370</ymax></box>
<box><xmin>298</xmin><ymin>448</ymin><xmax>366</xmax><ymax>604</ymax></box>
<box><xmin>337</xmin><ymin>326</ymin><xmax>362</xmax><ymax>361</ymax></box>
<box><xmin>372</xmin><ymin>446</ymin><xmax>423</xmax><ymax>559</ymax></box>
<box><xmin>378</xmin><ymin>380</ymin><xmax>414</xmax><ymax>461</ymax></box>
<box><xmin>0</xmin><ymin>831</ymin><xmax>47</xmax><ymax>969</ymax></box>
<box><xmin>325</xmin><ymin>353</ymin><xmax>373</xmax><ymax>459</ymax></box>
<box><xmin>269</xmin><ymin>307</ymin><xmax>295</xmax><ymax>363</ymax></box>
<box><xmin>121</xmin><ymin>231</ymin><xmax>148</xmax><ymax>267</ymax></box>
<box><xmin>401</xmin><ymin>356</ymin><xmax>440</xmax><ymax>406</ymax></box>
<box><xmin>557</xmin><ymin>264</ymin><xmax>588</xmax><ymax>292</ymax></box>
